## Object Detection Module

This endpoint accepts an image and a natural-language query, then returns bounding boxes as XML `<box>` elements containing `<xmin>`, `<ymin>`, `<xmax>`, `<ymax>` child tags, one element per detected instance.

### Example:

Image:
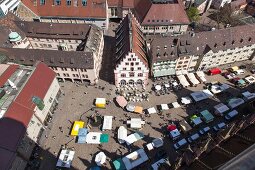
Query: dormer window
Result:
<box><xmin>214</xmin><ymin>43</ymin><xmax>217</xmax><ymax>47</ymax></box>
<box><xmin>232</xmin><ymin>40</ymin><xmax>235</xmax><ymax>45</ymax></box>
<box><xmin>156</xmin><ymin>52</ymin><xmax>160</xmax><ymax>58</ymax></box>
<box><xmin>248</xmin><ymin>37</ymin><xmax>252</xmax><ymax>42</ymax></box>
<box><xmin>240</xmin><ymin>39</ymin><xmax>243</xmax><ymax>43</ymax></box>
<box><xmin>223</xmin><ymin>42</ymin><xmax>226</xmax><ymax>46</ymax></box>
<box><xmin>164</xmin><ymin>52</ymin><xmax>168</xmax><ymax>57</ymax></box>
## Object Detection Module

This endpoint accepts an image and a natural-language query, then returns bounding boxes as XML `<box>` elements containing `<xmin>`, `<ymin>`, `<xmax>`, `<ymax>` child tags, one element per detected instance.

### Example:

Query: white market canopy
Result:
<box><xmin>177</xmin><ymin>75</ymin><xmax>190</xmax><ymax>87</ymax></box>
<box><xmin>56</xmin><ymin>149</ymin><xmax>75</xmax><ymax>168</ymax></box>
<box><xmin>191</xmin><ymin>91</ymin><xmax>212</xmax><ymax>102</ymax></box>
<box><xmin>86</xmin><ymin>132</ymin><xmax>102</xmax><ymax>144</ymax></box>
<box><xmin>125</xmin><ymin>132</ymin><xmax>144</xmax><ymax>145</ymax></box>
<box><xmin>228</xmin><ymin>98</ymin><xmax>245</xmax><ymax>109</ymax></box>
<box><xmin>161</xmin><ymin>104</ymin><xmax>169</xmax><ymax>110</ymax></box>
<box><xmin>147</xmin><ymin>107</ymin><xmax>157</xmax><ymax>114</ymax></box>
<box><xmin>122</xmin><ymin>149</ymin><xmax>149</xmax><ymax>170</ymax></box>
<box><xmin>187</xmin><ymin>73</ymin><xmax>200</xmax><ymax>85</ymax></box>
<box><xmin>242</xmin><ymin>91</ymin><xmax>255</xmax><ymax>101</ymax></box>
<box><xmin>196</xmin><ymin>71</ymin><xmax>207</xmax><ymax>82</ymax></box>
<box><xmin>102</xmin><ymin>116</ymin><xmax>113</xmax><ymax>130</ymax></box>
<box><xmin>245</xmin><ymin>76</ymin><xmax>255</xmax><ymax>84</ymax></box>
<box><xmin>172</xmin><ymin>102</ymin><xmax>181</xmax><ymax>108</ymax></box>
<box><xmin>155</xmin><ymin>85</ymin><xmax>162</xmax><ymax>91</ymax></box>
<box><xmin>181</xmin><ymin>97</ymin><xmax>192</xmax><ymax>105</ymax></box>
<box><xmin>95</xmin><ymin>152</ymin><xmax>106</xmax><ymax>166</ymax></box>
<box><xmin>127</xmin><ymin>118</ymin><xmax>145</xmax><ymax>129</ymax></box>
<box><xmin>118</xmin><ymin>126</ymin><xmax>128</xmax><ymax>144</ymax></box>
<box><xmin>214</xmin><ymin>103</ymin><xmax>230</xmax><ymax>114</ymax></box>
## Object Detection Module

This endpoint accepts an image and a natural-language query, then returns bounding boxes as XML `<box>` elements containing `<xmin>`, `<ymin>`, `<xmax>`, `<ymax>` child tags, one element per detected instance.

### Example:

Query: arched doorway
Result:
<box><xmin>136</xmin><ymin>79</ymin><xmax>143</xmax><ymax>85</ymax></box>
<box><xmin>128</xmin><ymin>80</ymin><xmax>135</xmax><ymax>85</ymax></box>
<box><xmin>120</xmin><ymin>80</ymin><xmax>126</xmax><ymax>86</ymax></box>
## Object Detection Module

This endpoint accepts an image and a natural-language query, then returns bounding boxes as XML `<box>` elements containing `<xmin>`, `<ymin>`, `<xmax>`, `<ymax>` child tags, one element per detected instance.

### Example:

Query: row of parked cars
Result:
<box><xmin>173</xmin><ymin>109</ymin><xmax>239</xmax><ymax>150</ymax></box>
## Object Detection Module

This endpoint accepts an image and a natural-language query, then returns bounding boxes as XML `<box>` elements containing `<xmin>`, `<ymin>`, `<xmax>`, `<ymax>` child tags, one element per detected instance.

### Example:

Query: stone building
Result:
<box><xmin>114</xmin><ymin>13</ymin><xmax>149</xmax><ymax>87</ymax></box>
<box><xmin>0</xmin><ymin>62</ymin><xmax>60</xmax><ymax>170</ymax></box>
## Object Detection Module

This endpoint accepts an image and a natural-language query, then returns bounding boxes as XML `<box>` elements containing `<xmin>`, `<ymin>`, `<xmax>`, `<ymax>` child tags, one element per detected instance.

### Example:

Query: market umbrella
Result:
<box><xmin>155</xmin><ymin>85</ymin><xmax>162</xmax><ymax>91</ymax></box>
<box><xmin>95</xmin><ymin>152</ymin><xmax>106</xmax><ymax>166</ymax></box>
<box><xmin>167</xmin><ymin>124</ymin><xmax>176</xmax><ymax>131</ymax></box>
<box><xmin>126</xmin><ymin>104</ymin><xmax>135</xmax><ymax>112</ymax></box>
<box><xmin>116</xmin><ymin>96</ymin><xmax>128</xmax><ymax>108</ymax></box>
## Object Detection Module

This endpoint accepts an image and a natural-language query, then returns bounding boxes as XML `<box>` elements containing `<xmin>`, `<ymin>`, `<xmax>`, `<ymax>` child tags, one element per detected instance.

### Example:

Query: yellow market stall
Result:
<box><xmin>71</xmin><ymin>121</ymin><xmax>85</xmax><ymax>136</ymax></box>
<box><xmin>231</xmin><ymin>66</ymin><xmax>239</xmax><ymax>72</ymax></box>
<box><xmin>134</xmin><ymin>106</ymin><xmax>143</xmax><ymax>114</ymax></box>
<box><xmin>95</xmin><ymin>98</ymin><xmax>106</xmax><ymax>108</ymax></box>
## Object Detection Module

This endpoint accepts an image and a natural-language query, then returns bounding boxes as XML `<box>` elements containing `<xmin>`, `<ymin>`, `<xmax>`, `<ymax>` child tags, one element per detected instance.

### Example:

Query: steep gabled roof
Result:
<box><xmin>134</xmin><ymin>0</ymin><xmax>189</xmax><ymax>25</ymax></box>
<box><xmin>115</xmin><ymin>13</ymin><xmax>148</xmax><ymax>67</ymax></box>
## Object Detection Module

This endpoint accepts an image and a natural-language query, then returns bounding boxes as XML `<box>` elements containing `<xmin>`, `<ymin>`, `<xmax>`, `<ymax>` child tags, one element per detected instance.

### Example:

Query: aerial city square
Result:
<box><xmin>0</xmin><ymin>0</ymin><xmax>255</xmax><ymax>170</ymax></box>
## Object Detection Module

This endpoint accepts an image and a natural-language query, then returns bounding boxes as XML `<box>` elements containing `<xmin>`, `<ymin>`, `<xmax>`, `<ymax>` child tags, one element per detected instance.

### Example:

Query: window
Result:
<box><xmin>131</xmin><ymin>67</ymin><xmax>134</xmax><ymax>71</ymax></box>
<box><xmin>33</xmin><ymin>0</ymin><xmax>37</xmax><ymax>6</ymax></box>
<box><xmin>82</xmin><ymin>0</ymin><xmax>87</xmax><ymax>6</ymax></box>
<box><xmin>125</xmin><ymin>63</ymin><xmax>129</xmax><ymax>65</ymax></box>
<box><xmin>49</xmin><ymin>97</ymin><xmax>53</xmax><ymax>103</ymax></box>
<box><xmin>152</xmin><ymin>20</ymin><xmax>155</xmax><ymax>22</ymax></box>
<box><xmin>76</xmin><ymin>74</ymin><xmax>79</xmax><ymax>77</ymax></box>
<box><xmin>123</xmin><ymin>68</ymin><xmax>126</xmax><ymax>70</ymax></box>
<box><xmin>131</xmin><ymin>62</ymin><xmax>134</xmax><ymax>66</ymax></box>
<box><xmin>57</xmin><ymin>73</ymin><xmax>60</xmax><ymax>76</ymax></box>
<box><xmin>129</xmin><ymin>72</ymin><xmax>134</xmax><ymax>77</ymax></box>
<box><xmin>48</xmin><ymin>44</ymin><xmax>52</xmax><ymax>48</ymax></box>
<box><xmin>73</xmin><ymin>74</ymin><xmax>76</xmax><ymax>77</ymax></box>
<box><xmin>121</xmin><ymin>73</ymin><xmax>126</xmax><ymax>77</ymax></box>
<box><xmin>138</xmin><ymin>73</ymin><xmax>143</xmax><ymax>77</ymax></box>
<box><xmin>55</xmin><ymin>0</ymin><xmax>61</xmax><ymax>5</ymax></box>
<box><xmin>35</xmin><ymin>43</ymin><xmax>38</xmax><ymax>47</ymax></box>
<box><xmin>138</xmin><ymin>67</ymin><xmax>141</xmax><ymax>70</ymax></box>
<box><xmin>40</xmin><ymin>0</ymin><xmax>45</xmax><ymax>5</ymax></box>
<box><xmin>148</xmin><ymin>20</ymin><xmax>150</xmax><ymax>22</ymax></box>
<box><xmin>136</xmin><ymin>62</ymin><xmax>139</xmax><ymax>65</ymax></box>
<box><xmin>133</xmin><ymin>58</ymin><xmax>136</xmax><ymax>61</ymax></box>
<box><xmin>128</xmin><ymin>58</ymin><xmax>131</xmax><ymax>61</ymax></box>
<box><xmin>66</xmin><ymin>0</ymin><xmax>71</xmax><ymax>5</ymax></box>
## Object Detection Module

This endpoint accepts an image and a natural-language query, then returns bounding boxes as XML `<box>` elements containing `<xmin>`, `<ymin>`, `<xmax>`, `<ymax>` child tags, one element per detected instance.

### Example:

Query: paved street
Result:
<box><xmin>37</xmin><ymin>65</ymin><xmax>255</xmax><ymax>170</ymax></box>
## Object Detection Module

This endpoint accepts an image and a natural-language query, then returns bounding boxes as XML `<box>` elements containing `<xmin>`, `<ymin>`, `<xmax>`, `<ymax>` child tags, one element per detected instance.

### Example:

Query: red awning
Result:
<box><xmin>167</xmin><ymin>124</ymin><xmax>176</xmax><ymax>131</ymax></box>
<box><xmin>209</xmin><ymin>68</ymin><xmax>221</xmax><ymax>75</ymax></box>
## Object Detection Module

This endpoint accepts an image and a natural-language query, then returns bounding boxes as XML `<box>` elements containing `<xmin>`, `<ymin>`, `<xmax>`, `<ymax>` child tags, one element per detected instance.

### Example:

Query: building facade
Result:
<box><xmin>134</xmin><ymin>0</ymin><xmax>190</xmax><ymax>35</ymax></box>
<box><xmin>107</xmin><ymin>0</ymin><xmax>134</xmax><ymax>19</ymax></box>
<box><xmin>14</xmin><ymin>0</ymin><xmax>109</xmax><ymax>30</ymax></box>
<box><xmin>194</xmin><ymin>0</ymin><xmax>213</xmax><ymax>14</ymax></box>
<box><xmin>114</xmin><ymin>13</ymin><xmax>149</xmax><ymax>87</ymax></box>
<box><xmin>0</xmin><ymin>62</ymin><xmax>60</xmax><ymax>170</ymax></box>
<box><xmin>0</xmin><ymin>0</ymin><xmax>20</xmax><ymax>17</ymax></box>
<box><xmin>148</xmin><ymin>24</ymin><xmax>255</xmax><ymax>77</ymax></box>
<box><xmin>0</xmin><ymin>20</ymin><xmax>104</xmax><ymax>85</ymax></box>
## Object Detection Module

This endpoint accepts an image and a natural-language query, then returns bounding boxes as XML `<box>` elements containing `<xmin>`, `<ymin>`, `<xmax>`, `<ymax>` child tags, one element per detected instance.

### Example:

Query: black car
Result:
<box><xmin>239</xmin><ymin>65</ymin><xmax>246</xmax><ymax>69</ymax></box>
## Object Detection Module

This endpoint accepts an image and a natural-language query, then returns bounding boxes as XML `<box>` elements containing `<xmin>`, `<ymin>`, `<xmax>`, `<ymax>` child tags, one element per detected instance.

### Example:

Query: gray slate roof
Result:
<box><xmin>0</xmin><ymin>48</ymin><xmax>94</xmax><ymax>69</ymax></box>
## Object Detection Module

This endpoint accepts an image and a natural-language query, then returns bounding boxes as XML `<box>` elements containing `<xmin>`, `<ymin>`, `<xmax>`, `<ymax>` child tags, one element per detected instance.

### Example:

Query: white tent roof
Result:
<box><xmin>190</xmin><ymin>91</ymin><xmax>209</xmax><ymax>102</ymax></box>
<box><xmin>95</xmin><ymin>152</ymin><xmax>106</xmax><ymax>166</ymax></box>
<box><xmin>228</xmin><ymin>98</ymin><xmax>245</xmax><ymax>109</ymax></box>
<box><xmin>118</xmin><ymin>126</ymin><xmax>128</xmax><ymax>143</ymax></box>
<box><xmin>122</xmin><ymin>149</ymin><xmax>149</xmax><ymax>170</ymax></box>
<box><xmin>161</xmin><ymin>104</ymin><xmax>169</xmax><ymax>110</ymax></box>
<box><xmin>86</xmin><ymin>132</ymin><xmax>101</xmax><ymax>144</ymax></box>
<box><xmin>56</xmin><ymin>150</ymin><xmax>75</xmax><ymax>168</ymax></box>
<box><xmin>245</xmin><ymin>76</ymin><xmax>255</xmax><ymax>84</ymax></box>
<box><xmin>181</xmin><ymin>97</ymin><xmax>192</xmax><ymax>105</ymax></box>
<box><xmin>242</xmin><ymin>91</ymin><xmax>255</xmax><ymax>101</ymax></box>
<box><xmin>203</xmin><ymin>89</ymin><xmax>214</xmax><ymax>97</ymax></box>
<box><xmin>172</xmin><ymin>102</ymin><xmax>181</xmax><ymax>108</ymax></box>
<box><xmin>155</xmin><ymin>85</ymin><xmax>162</xmax><ymax>90</ymax></box>
<box><xmin>214</xmin><ymin>103</ymin><xmax>230</xmax><ymax>114</ymax></box>
<box><xmin>102</xmin><ymin>116</ymin><xmax>113</xmax><ymax>130</ymax></box>
<box><xmin>147</xmin><ymin>107</ymin><xmax>157</xmax><ymax>114</ymax></box>
<box><xmin>196</xmin><ymin>71</ymin><xmax>207</xmax><ymax>82</ymax></box>
<box><xmin>169</xmin><ymin>129</ymin><xmax>181</xmax><ymax>138</ymax></box>
<box><xmin>177</xmin><ymin>75</ymin><xmax>190</xmax><ymax>87</ymax></box>
<box><xmin>187</xmin><ymin>73</ymin><xmax>200</xmax><ymax>85</ymax></box>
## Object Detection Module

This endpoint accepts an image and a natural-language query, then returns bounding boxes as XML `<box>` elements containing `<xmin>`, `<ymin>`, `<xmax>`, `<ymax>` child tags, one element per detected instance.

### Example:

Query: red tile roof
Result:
<box><xmin>0</xmin><ymin>65</ymin><xmax>19</xmax><ymax>88</ymax></box>
<box><xmin>115</xmin><ymin>13</ymin><xmax>148</xmax><ymax>67</ymax></box>
<box><xmin>0</xmin><ymin>62</ymin><xmax>56</xmax><ymax>170</ymax></box>
<box><xmin>123</xmin><ymin>0</ymin><xmax>135</xmax><ymax>8</ymax></box>
<box><xmin>107</xmin><ymin>0</ymin><xmax>134</xmax><ymax>8</ymax></box>
<box><xmin>134</xmin><ymin>0</ymin><xmax>190</xmax><ymax>25</ymax></box>
<box><xmin>21</xmin><ymin>0</ymin><xmax>107</xmax><ymax>19</ymax></box>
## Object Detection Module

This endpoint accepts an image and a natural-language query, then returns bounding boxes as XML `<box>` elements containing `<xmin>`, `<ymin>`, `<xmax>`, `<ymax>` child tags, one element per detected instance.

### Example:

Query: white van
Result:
<box><xmin>173</xmin><ymin>138</ymin><xmax>187</xmax><ymax>150</ymax></box>
<box><xmin>235</xmin><ymin>69</ymin><xmax>245</xmax><ymax>75</ymax></box>
<box><xmin>187</xmin><ymin>133</ymin><xmax>200</xmax><ymax>143</ymax></box>
<box><xmin>225</xmin><ymin>110</ymin><xmax>238</xmax><ymax>120</ymax></box>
